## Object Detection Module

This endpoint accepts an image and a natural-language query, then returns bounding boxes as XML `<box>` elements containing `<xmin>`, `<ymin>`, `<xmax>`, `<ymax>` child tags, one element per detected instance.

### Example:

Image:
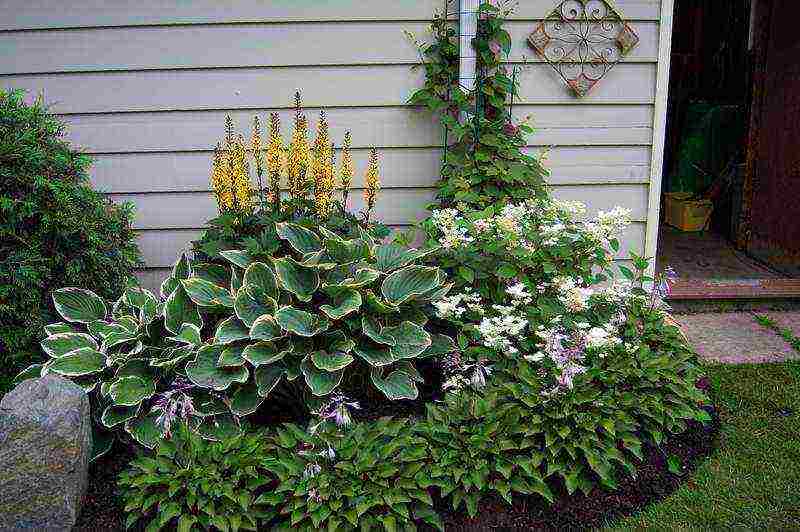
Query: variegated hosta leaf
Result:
<box><xmin>102</xmin><ymin>330</ymin><xmax>139</xmax><ymax>351</ymax></box>
<box><xmin>186</xmin><ymin>346</ymin><xmax>249</xmax><ymax>391</ymax></box>
<box><xmin>362</xmin><ymin>316</ymin><xmax>396</xmax><ymax>346</ymax></box>
<box><xmin>52</xmin><ymin>288</ymin><xmax>107</xmax><ymax>324</ymax></box>
<box><xmin>101</xmin><ymin>404</ymin><xmax>139</xmax><ymax>428</ymax></box>
<box><xmin>217</xmin><ymin>344</ymin><xmax>247</xmax><ymax>367</ymax></box>
<box><xmin>311</xmin><ymin>350</ymin><xmax>354</xmax><ymax>372</ymax></box>
<box><xmin>172</xmin><ymin>251</ymin><xmax>193</xmax><ymax>281</ymax></box>
<box><xmin>381</xmin><ymin>266</ymin><xmax>442</xmax><ymax>305</ymax></box>
<box><xmin>41</xmin><ymin>333</ymin><xmax>98</xmax><ymax>358</ymax></box>
<box><xmin>188</xmin><ymin>389</ymin><xmax>230</xmax><ymax>417</ymax></box>
<box><xmin>275</xmin><ymin>307</ymin><xmax>331</xmax><ymax>337</ymax></box>
<box><xmin>230</xmin><ymin>265</ymin><xmax>243</xmax><ymax>294</ymax></box>
<box><xmin>325</xmin><ymin>330</ymin><xmax>355</xmax><ymax>353</ymax></box>
<box><xmin>198</xmin><ymin>414</ymin><xmax>242</xmax><ymax>441</ymax></box>
<box><xmin>14</xmin><ymin>364</ymin><xmax>44</xmax><ymax>384</ymax></box>
<box><xmin>417</xmin><ymin>278</ymin><xmax>453</xmax><ymax>303</ymax></box>
<box><xmin>243</xmin><ymin>341</ymin><xmax>290</xmax><ymax>366</ymax></box>
<box><xmin>370</xmin><ymin>366</ymin><xmax>420</xmax><ymax>400</ymax></box>
<box><xmin>274</xmin><ymin>257</ymin><xmax>320</xmax><ymax>302</ymax></box>
<box><xmin>255</xmin><ymin>364</ymin><xmax>287</xmax><ymax>397</ymax></box>
<box><xmin>363</xmin><ymin>290</ymin><xmax>400</xmax><ymax>314</ymax></box>
<box><xmin>323</xmin><ymin>237</ymin><xmax>370</xmax><ymax>264</ymax></box>
<box><xmin>170</xmin><ymin>323</ymin><xmax>202</xmax><ymax>346</ymax></box>
<box><xmin>335</xmin><ymin>268</ymin><xmax>381</xmax><ymax>289</ymax></box>
<box><xmin>87</xmin><ymin>320</ymin><xmax>129</xmax><ymax>340</ymax></box>
<box><xmin>122</xmin><ymin>285</ymin><xmax>159</xmax><ymax>322</ymax></box>
<box><xmin>320</xmin><ymin>288</ymin><xmax>362</xmax><ymax>320</ymax></box>
<box><xmin>276</xmin><ymin>222</ymin><xmax>322</xmax><ymax>254</ymax></box>
<box><xmin>193</xmin><ymin>263</ymin><xmax>231</xmax><ymax>286</ymax></box>
<box><xmin>384</xmin><ymin>321</ymin><xmax>432</xmax><ymax>359</ymax></box>
<box><xmin>250</xmin><ymin>314</ymin><xmax>284</xmax><ymax>341</ymax></box>
<box><xmin>116</xmin><ymin>316</ymin><xmax>139</xmax><ymax>333</ymax></box>
<box><xmin>214</xmin><ymin>316</ymin><xmax>250</xmax><ymax>344</ymax></box>
<box><xmin>125</xmin><ymin>411</ymin><xmax>163</xmax><ymax>449</ymax></box>
<box><xmin>301</xmin><ymin>357</ymin><xmax>344</xmax><ymax>396</ymax></box>
<box><xmin>109</xmin><ymin>375</ymin><xmax>156</xmax><ymax>407</ymax></box>
<box><xmin>44</xmin><ymin>322</ymin><xmax>76</xmax><ymax>335</ymax></box>
<box><xmin>116</xmin><ymin>358</ymin><xmax>156</xmax><ymax>381</ymax></box>
<box><xmin>317</xmin><ymin>226</ymin><xmax>342</xmax><ymax>241</ymax></box>
<box><xmin>181</xmin><ymin>278</ymin><xmax>234</xmax><ymax>308</ymax></box>
<box><xmin>243</xmin><ymin>262</ymin><xmax>279</xmax><ymax>300</ymax></box>
<box><xmin>160</xmin><ymin>277</ymin><xmax>181</xmax><ymax>300</ymax></box>
<box><xmin>234</xmin><ymin>286</ymin><xmax>277</xmax><ymax>327</ymax></box>
<box><xmin>48</xmin><ymin>347</ymin><xmax>106</xmax><ymax>377</ymax></box>
<box><xmin>164</xmin><ymin>285</ymin><xmax>203</xmax><ymax>334</ymax></box>
<box><xmin>300</xmin><ymin>250</ymin><xmax>337</xmax><ymax>270</ymax></box>
<box><xmin>220</xmin><ymin>249</ymin><xmax>255</xmax><ymax>269</ymax></box>
<box><xmin>230</xmin><ymin>380</ymin><xmax>265</xmax><ymax>417</ymax></box>
<box><xmin>354</xmin><ymin>343</ymin><xmax>395</xmax><ymax>367</ymax></box>
<box><xmin>423</xmin><ymin>333</ymin><xmax>457</xmax><ymax>358</ymax></box>
<box><xmin>375</xmin><ymin>244</ymin><xmax>439</xmax><ymax>272</ymax></box>
<box><xmin>148</xmin><ymin>345</ymin><xmax>194</xmax><ymax>368</ymax></box>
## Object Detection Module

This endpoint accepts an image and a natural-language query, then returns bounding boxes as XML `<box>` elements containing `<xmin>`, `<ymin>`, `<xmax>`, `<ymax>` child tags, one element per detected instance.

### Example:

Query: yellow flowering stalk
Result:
<box><xmin>363</xmin><ymin>147</ymin><xmax>380</xmax><ymax>223</ymax></box>
<box><xmin>339</xmin><ymin>131</ymin><xmax>354</xmax><ymax>208</ymax></box>
<box><xmin>210</xmin><ymin>142</ymin><xmax>234</xmax><ymax>212</ymax></box>
<box><xmin>312</xmin><ymin>111</ymin><xmax>335</xmax><ymax>218</ymax></box>
<box><xmin>250</xmin><ymin>115</ymin><xmax>265</xmax><ymax>204</ymax></box>
<box><xmin>231</xmin><ymin>135</ymin><xmax>254</xmax><ymax>214</ymax></box>
<box><xmin>287</xmin><ymin>94</ymin><xmax>310</xmax><ymax>200</ymax></box>
<box><xmin>266</xmin><ymin>112</ymin><xmax>284</xmax><ymax>210</ymax></box>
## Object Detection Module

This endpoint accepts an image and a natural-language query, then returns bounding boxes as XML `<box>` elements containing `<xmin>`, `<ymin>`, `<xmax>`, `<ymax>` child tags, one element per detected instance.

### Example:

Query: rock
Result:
<box><xmin>0</xmin><ymin>375</ymin><xmax>92</xmax><ymax>530</ymax></box>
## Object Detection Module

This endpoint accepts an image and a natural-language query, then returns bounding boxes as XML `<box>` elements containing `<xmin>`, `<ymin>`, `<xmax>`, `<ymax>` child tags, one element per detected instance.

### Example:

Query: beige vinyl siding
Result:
<box><xmin>0</xmin><ymin>0</ymin><xmax>662</xmax><ymax>290</ymax></box>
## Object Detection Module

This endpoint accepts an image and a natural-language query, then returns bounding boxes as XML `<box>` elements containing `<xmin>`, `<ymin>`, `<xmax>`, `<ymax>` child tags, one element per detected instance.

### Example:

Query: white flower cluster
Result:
<box><xmin>551</xmin><ymin>276</ymin><xmax>594</xmax><ymax>312</ymax></box>
<box><xmin>432</xmin><ymin>288</ymin><xmax>483</xmax><ymax>319</ymax></box>
<box><xmin>583</xmin><ymin>206</ymin><xmax>633</xmax><ymax>244</ymax></box>
<box><xmin>431</xmin><ymin>208</ymin><xmax>474</xmax><ymax>248</ymax></box>
<box><xmin>475</xmin><ymin>282</ymin><xmax>533</xmax><ymax>354</ymax></box>
<box><xmin>584</xmin><ymin>325</ymin><xmax>622</xmax><ymax>351</ymax></box>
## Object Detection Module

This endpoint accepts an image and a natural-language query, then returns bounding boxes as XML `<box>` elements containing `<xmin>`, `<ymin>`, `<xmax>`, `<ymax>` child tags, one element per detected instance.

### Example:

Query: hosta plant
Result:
<box><xmin>118</xmin><ymin>422</ymin><xmax>278</xmax><ymax>531</ymax></box>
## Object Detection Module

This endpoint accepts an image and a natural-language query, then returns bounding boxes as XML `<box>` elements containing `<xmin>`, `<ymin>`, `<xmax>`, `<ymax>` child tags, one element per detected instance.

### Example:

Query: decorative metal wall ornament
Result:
<box><xmin>528</xmin><ymin>0</ymin><xmax>640</xmax><ymax>97</ymax></box>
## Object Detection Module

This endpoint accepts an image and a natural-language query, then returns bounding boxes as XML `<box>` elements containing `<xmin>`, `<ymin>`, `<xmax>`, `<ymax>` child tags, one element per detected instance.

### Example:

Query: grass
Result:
<box><xmin>606</xmin><ymin>361</ymin><xmax>800</xmax><ymax>530</ymax></box>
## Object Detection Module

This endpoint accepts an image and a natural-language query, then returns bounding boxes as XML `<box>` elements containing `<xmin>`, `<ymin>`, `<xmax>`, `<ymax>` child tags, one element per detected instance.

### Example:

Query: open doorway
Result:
<box><xmin>656</xmin><ymin>0</ymin><xmax>800</xmax><ymax>298</ymax></box>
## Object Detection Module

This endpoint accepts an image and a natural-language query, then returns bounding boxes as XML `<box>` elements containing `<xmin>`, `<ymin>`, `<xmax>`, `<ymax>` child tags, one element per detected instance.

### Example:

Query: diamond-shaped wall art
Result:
<box><xmin>528</xmin><ymin>0</ymin><xmax>640</xmax><ymax>97</ymax></box>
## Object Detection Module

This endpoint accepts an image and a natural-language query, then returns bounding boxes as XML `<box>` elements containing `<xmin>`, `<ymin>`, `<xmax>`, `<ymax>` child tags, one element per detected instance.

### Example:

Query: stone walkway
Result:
<box><xmin>673</xmin><ymin>311</ymin><xmax>800</xmax><ymax>364</ymax></box>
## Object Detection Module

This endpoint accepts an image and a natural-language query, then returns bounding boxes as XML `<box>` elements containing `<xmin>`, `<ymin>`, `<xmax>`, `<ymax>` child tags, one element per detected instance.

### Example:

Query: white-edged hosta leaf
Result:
<box><xmin>354</xmin><ymin>343</ymin><xmax>395</xmax><ymax>367</ymax></box>
<box><xmin>274</xmin><ymin>257</ymin><xmax>320</xmax><ymax>302</ymax></box>
<box><xmin>44</xmin><ymin>322</ymin><xmax>76</xmax><ymax>335</ymax></box>
<box><xmin>197</xmin><ymin>414</ymin><xmax>242</xmax><ymax>441</ymax></box>
<box><xmin>41</xmin><ymin>333</ymin><xmax>98</xmax><ymax>358</ymax></box>
<box><xmin>188</xmin><ymin>390</ymin><xmax>229</xmax><ymax>417</ymax></box>
<box><xmin>102</xmin><ymin>330</ymin><xmax>139</xmax><ymax>351</ymax></box>
<box><xmin>381</xmin><ymin>266</ymin><xmax>442</xmax><ymax>305</ymax></box>
<box><xmin>255</xmin><ymin>364</ymin><xmax>287</xmax><ymax>397</ymax></box>
<box><xmin>362</xmin><ymin>316</ymin><xmax>396</xmax><ymax>346</ymax></box>
<box><xmin>276</xmin><ymin>222</ymin><xmax>322</xmax><ymax>254</ymax></box>
<box><xmin>384</xmin><ymin>321</ymin><xmax>432</xmax><ymax>360</ymax></box>
<box><xmin>181</xmin><ymin>278</ymin><xmax>234</xmax><ymax>308</ymax></box>
<box><xmin>186</xmin><ymin>345</ymin><xmax>249</xmax><ymax>391</ymax></box>
<box><xmin>101</xmin><ymin>404</ymin><xmax>139</xmax><ymax>428</ymax></box>
<box><xmin>172</xmin><ymin>251</ymin><xmax>193</xmax><ymax>280</ymax></box>
<box><xmin>243</xmin><ymin>341</ymin><xmax>290</xmax><ymax>366</ymax></box>
<box><xmin>324</xmin><ymin>237</ymin><xmax>370</xmax><ymax>264</ymax></box>
<box><xmin>13</xmin><ymin>364</ymin><xmax>44</xmax><ymax>384</ymax></box>
<box><xmin>320</xmin><ymin>288</ymin><xmax>362</xmax><ymax>320</ymax></box>
<box><xmin>249</xmin><ymin>314</ymin><xmax>284</xmax><ymax>341</ymax></box>
<box><xmin>115</xmin><ymin>358</ymin><xmax>155</xmax><ymax>380</ymax></box>
<box><xmin>149</xmin><ymin>345</ymin><xmax>194</xmax><ymax>368</ymax></box>
<box><xmin>87</xmin><ymin>320</ymin><xmax>129</xmax><ymax>340</ymax></box>
<box><xmin>363</xmin><ymin>290</ymin><xmax>400</xmax><ymax>314</ymax></box>
<box><xmin>301</xmin><ymin>357</ymin><xmax>344</xmax><ymax>396</ymax></box>
<box><xmin>171</xmin><ymin>323</ymin><xmax>202</xmax><ymax>346</ymax></box>
<box><xmin>243</xmin><ymin>262</ymin><xmax>279</xmax><ymax>300</ymax></box>
<box><xmin>125</xmin><ymin>411</ymin><xmax>162</xmax><ymax>449</ymax></box>
<box><xmin>422</xmin><ymin>333</ymin><xmax>457</xmax><ymax>357</ymax></box>
<box><xmin>370</xmin><ymin>367</ymin><xmax>419</xmax><ymax>400</ymax></box>
<box><xmin>193</xmin><ymin>263</ymin><xmax>230</xmax><ymax>286</ymax></box>
<box><xmin>336</xmin><ymin>268</ymin><xmax>381</xmax><ymax>289</ymax></box>
<box><xmin>317</xmin><ymin>226</ymin><xmax>342</xmax><ymax>241</ymax></box>
<box><xmin>275</xmin><ymin>307</ymin><xmax>330</xmax><ymax>337</ymax></box>
<box><xmin>311</xmin><ymin>350</ymin><xmax>354</xmax><ymax>372</ymax></box>
<box><xmin>217</xmin><ymin>344</ymin><xmax>246</xmax><ymax>367</ymax></box>
<box><xmin>116</xmin><ymin>316</ymin><xmax>139</xmax><ymax>333</ymax></box>
<box><xmin>160</xmin><ymin>277</ymin><xmax>181</xmax><ymax>300</ymax></box>
<box><xmin>325</xmin><ymin>331</ymin><xmax>355</xmax><ymax>353</ymax></box>
<box><xmin>48</xmin><ymin>347</ymin><xmax>106</xmax><ymax>376</ymax></box>
<box><xmin>375</xmin><ymin>244</ymin><xmax>439</xmax><ymax>272</ymax></box>
<box><xmin>214</xmin><ymin>316</ymin><xmax>250</xmax><ymax>344</ymax></box>
<box><xmin>52</xmin><ymin>288</ymin><xmax>107</xmax><ymax>323</ymax></box>
<box><xmin>234</xmin><ymin>286</ymin><xmax>277</xmax><ymax>327</ymax></box>
<box><xmin>220</xmin><ymin>249</ymin><xmax>255</xmax><ymax>269</ymax></box>
<box><xmin>230</xmin><ymin>265</ymin><xmax>243</xmax><ymax>294</ymax></box>
<box><xmin>300</xmin><ymin>250</ymin><xmax>337</xmax><ymax>270</ymax></box>
<box><xmin>230</xmin><ymin>380</ymin><xmax>265</xmax><ymax>417</ymax></box>
<box><xmin>164</xmin><ymin>285</ymin><xmax>203</xmax><ymax>334</ymax></box>
<box><xmin>109</xmin><ymin>375</ymin><xmax>156</xmax><ymax>406</ymax></box>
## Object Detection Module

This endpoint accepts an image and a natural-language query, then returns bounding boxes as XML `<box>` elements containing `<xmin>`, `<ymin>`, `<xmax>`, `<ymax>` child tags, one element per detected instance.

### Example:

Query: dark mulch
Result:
<box><xmin>74</xmin><ymin>444</ymin><xmax>136</xmax><ymax>531</ymax></box>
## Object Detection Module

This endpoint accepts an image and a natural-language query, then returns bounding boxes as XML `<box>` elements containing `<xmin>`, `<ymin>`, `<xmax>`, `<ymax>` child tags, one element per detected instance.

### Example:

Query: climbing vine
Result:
<box><xmin>409</xmin><ymin>0</ymin><xmax>549</xmax><ymax>210</ymax></box>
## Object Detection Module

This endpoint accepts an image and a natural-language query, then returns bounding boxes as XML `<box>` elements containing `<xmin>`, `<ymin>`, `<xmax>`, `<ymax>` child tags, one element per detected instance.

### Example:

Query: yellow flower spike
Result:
<box><xmin>231</xmin><ymin>135</ymin><xmax>254</xmax><ymax>214</ymax></box>
<box><xmin>266</xmin><ymin>112</ymin><xmax>284</xmax><ymax>210</ymax></box>
<box><xmin>312</xmin><ymin>111</ymin><xmax>333</xmax><ymax>218</ymax></box>
<box><xmin>339</xmin><ymin>131</ymin><xmax>354</xmax><ymax>207</ymax></box>
<box><xmin>250</xmin><ymin>115</ymin><xmax>265</xmax><ymax>203</ymax></box>
<box><xmin>210</xmin><ymin>143</ymin><xmax>233</xmax><ymax>212</ymax></box>
<box><xmin>288</xmin><ymin>102</ymin><xmax>310</xmax><ymax>200</ymax></box>
<box><xmin>224</xmin><ymin>115</ymin><xmax>235</xmax><ymax>144</ymax></box>
<box><xmin>364</xmin><ymin>147</ymin><xmax>380</xmax><ymax>223</ymax></box>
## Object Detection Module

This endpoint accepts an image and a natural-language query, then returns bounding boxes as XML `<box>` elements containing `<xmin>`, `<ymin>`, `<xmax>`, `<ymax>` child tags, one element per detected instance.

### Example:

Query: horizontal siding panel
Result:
<box><xmin>4</xmin><ymin>64</ymin><xmax>655</xmax><ymax>114</ymax></box>
<box><xmin>136</xmin><ymin>221</ymin><xmax>646</xmax><ymax>269</ymax></box>
<box><xmin>0</xmin><ymin>22</ymin><xmax>428</xmax><ymax>75</ymax></box>
<box><xmin>89</xmin><ymin>149</ymin><xmax>650</xmax><ymax>194</ymax></box>
<box><xmin>549</xmin><ymin>184</ymin><xmax>648</xmax><ymax>221</ymax></box>
<box><xmin>61</xmin><ymin>105</ymin><xmax>652</xmax><ymax>153</ymax></box>
<box><xmin>530</xmin><ymin>146</ymin><xmax>652</xmax><ymax>166</ymax></box>
<box><xmin>1</xmin><ymin>0</ymin><xmax>658</xmax><ymax>30</ymax></box>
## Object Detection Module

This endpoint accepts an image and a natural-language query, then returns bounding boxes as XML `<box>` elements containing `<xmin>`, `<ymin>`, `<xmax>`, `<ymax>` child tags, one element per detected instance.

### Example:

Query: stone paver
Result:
<box><xmin>673</xmin><ymin>312</ymin><xmax>800</xmax><ymax>364</ymax></box>
<box><xmin>761</xmin><ymin>311</ymin><xmax>800</xmax><ymax>337</ymax></box>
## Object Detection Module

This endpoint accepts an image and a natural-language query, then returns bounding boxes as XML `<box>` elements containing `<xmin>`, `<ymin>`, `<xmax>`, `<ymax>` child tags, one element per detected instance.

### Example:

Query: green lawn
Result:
<box><xmin>606</xmin><ymin>362</ymin><xmax>800</xmax><ymax>530</ymax></box>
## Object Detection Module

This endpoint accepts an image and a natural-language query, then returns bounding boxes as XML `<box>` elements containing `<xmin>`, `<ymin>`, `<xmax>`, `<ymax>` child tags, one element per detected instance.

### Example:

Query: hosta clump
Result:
<box><xmin>258</xmin><ymin>418</ymin><xmax>443</xmax><ymax>531</ymax></box>
<box><xmin>118</xmin><ymin>423</ymin><xmax>278</xmax><ymax>531</ymax></box>
<box><xmin>183</xmin><ymin>221</ymin><xmax>453</xmax><ymax>407</ymax></box>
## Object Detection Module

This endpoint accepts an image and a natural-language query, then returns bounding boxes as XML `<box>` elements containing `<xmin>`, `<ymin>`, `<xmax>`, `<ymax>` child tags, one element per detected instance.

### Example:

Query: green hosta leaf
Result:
<box><xmin>255</xmin><ymin>364</ymin><xmax>287</xmax><ymax>397</ymax></box>
<box><xmin>384</xmin><ymin>321</ymin><xmax>431</xmax><ymax>360</ymax></box>
<box><xmin>123</xmin><ymin>286</ymin><xmax>159</xmax><ymax>322</ymax></box>
<box><xmin>422</xmin><ymin>334</ymin><xmax>456</xmax><ymax>357</ymax></box>
<box><xmin>243</xmin><ymin>341</ymin><xmax>290</xmax><ymax>366</ymax></box>
<box><xmin>181</xmin><ymin>278</ymin><xmax>234</xmax><ymax>308</ymax></box>
<box><xmin>300</xmin><ymin>250</ymin><xmax>337</xmax><ymax>270</ymax></box>
<box><xmin>375</xmin><ymin>244</ymin><xmax>439</xmax><ymax>272</ymax></box>
<box><xmin>325</xmin><ymin>331</ymin><xmax>355</xmax><ymax>353</ymax></box>
<box><xmin>160</xmin><ymin>277</ymin><xmax>181</xmax><ymax>300</ymax></box>
<box><xmin>193</xmin><ymin>263</ymin><xmax>230</xmax><ymax>286</ymax></box>
<box><xmin>249</xmin><ymin>314</ymin><xmax>284</xmax><ymax>341</ymax></box>
<box><xmin>381</xmin><ymin>266</ymin><xmax>442</xmax><ymax>305</ymax></box>
<box><xmin>320</xmin><ymin>288</ymin><xmax>362</xmax><ymax>320</ymax></box>
<box><xmin>301</xmin><ymin>357</ymin><xmax>344</xmax><ymax>396</ymax></box>
<box><xmin>87</xmin><ymin>320</ymin><xmax>128</xmax><ymax>340</ymax></box>
<box><xmin>170</xmin><ymin>323</ymin><xmax>202</xmax><ymax>346</ymax></box>
<box><xmin>125</xmin><ymin>411</ymin><xmax>162</xmax><ymax>449</ymax></box>
<box><xmin>186</xmin><ymin>346</ymin><xmax>249</xmax><ymax>391</ymax></box>
<box><xmin>101</xmin><ymin>330</ymin><xmax>139</xmax><ymax>351</ymax></box>
<box><xmin>14</xmin><ymin>364</ymin><xmax>44</xmax><ymax>384</ymax></box>
<box><xmin>354</xmin><ymin>343</ymin><xmax>395</xmax><ymax>367</ymax></box>
<box><xmin>311</xmin><ymin>350</ymin><xmax>354</xmax><ymax>372</ymax></box>
<box><xmin>234</xmin><ymin>286</ymin><xmax>277</xmax><ymax>327</ymax></box>
<box><xmin>243</xmin><ymin>262</ymin><xmax>279</xmax><ymax>300</ymax></box>
<box><xmin>324</xmin><ymin>237</ymin><xmax>370</xmax><ymax>264</ymax></box>
<box><xmin>110</xmin><ymin>376</ymin><xmax>155</xmax><ymax>406</ymax></box>
<box><xmin>220</xmin><ymin>249</ymin><xmax>254</xmax><ymax>269</ymax></box>
<box><xmin>49</xmin><ymin>347</ymin><xmax>106</xmax><ymax>376</ymax></box>
<box><xmin>230</xmin><ymin>265</ymin><xmax>243</xmax><ymax>294</ymax></box>
<box><xmin>336</xmin><ymin>268</ymin><xmax>380</xmax><ymax>288</ymax></box>
<box><xmin>44</xmin><ymin>322</ymin><xmax>76</xmax><ymax>335</ymax></box>
<box><xmin>363</xmin><ymin>290</ymin><xmax>400</xmax><ymax>314</ymax></box>
<box><xmin>41</xmin><ymin>333</ymin><xmax>98</xmax><ymax>358</ymax></box>
<box><xmin>188</xmin><ymin>390</ymin><xmax>229</xmax><ymax>417</ymax></box>
<box><xmin>362</xmin><ymin>316</ymin><xmax>396</xmax><ymax>345</ymax></box>
<box><xmin>101</xmin><ymin>404</ymin><xmax>138</xmax><ymax>428</ymax></box>
<box><xmin>230</xmin><ymin>380</ymin><xmax>265</xmax><ymax>416</ymax></box>
<box><xmin>275</xmin><ymin>307</ymin><xmax>330</xmax><ymax>337</ymax></box>
<box><xmin>198</xmin><ymin>414</ymin><xmax>242</xmax><ymax>441</ymax></box>
<box><xmin>274</xmin><ymin>257</ymin><xmax>320</xmax><ymax>302</ymax></box>
<box><xmin>172</xmin><ymin>251</ymin><xmax>193</xmax><ymax>280</ymax></box>
<box><xmin>276</xmin><ymin>222</ymin><xmax>322</xmax><ymax>254</ymax></box>
<box><xmin>217</xmin><ymin>344</ymin><xmax>246</xmax><ymax>367</ymax></box>
<box><xmin>214</xmin><ymin>317</ymin><xmax>250</xmax><ymax>344</ymax></box>
<box><xmin>52</xmin><ymin>288</ymin><xmax>107</xmax><ymax>323</ymax></box>
<box><xmin>371</xmin><ymin>367</ymin><xmax>419</xmax><ymax>400</ymax></box>
<box><xmin>164</xmin><ymin>285</ymin><xmax>203</xmax><ymax>334</ymax></box>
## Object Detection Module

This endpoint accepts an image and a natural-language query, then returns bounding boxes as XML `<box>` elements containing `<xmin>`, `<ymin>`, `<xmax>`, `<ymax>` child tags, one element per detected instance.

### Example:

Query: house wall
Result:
<box><xmin>0</xmin><ymin>0</ymin><xmax>665</xmax><ymax>289</ymax></box>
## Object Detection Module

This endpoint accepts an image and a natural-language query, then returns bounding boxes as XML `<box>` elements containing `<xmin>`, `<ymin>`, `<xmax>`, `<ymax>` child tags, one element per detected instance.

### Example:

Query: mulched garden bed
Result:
<box><xmin>75</xmin><ymin>403</ymin><xmax>719</xmax><ymax>531</ymax></box>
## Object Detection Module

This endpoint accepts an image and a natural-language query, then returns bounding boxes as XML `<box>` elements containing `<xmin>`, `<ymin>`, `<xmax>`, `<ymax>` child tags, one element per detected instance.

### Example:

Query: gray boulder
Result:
<box><xmin>0</xmin><ymin>375</ymin><xmax>92</xmax><ymax>530</ymax></box>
